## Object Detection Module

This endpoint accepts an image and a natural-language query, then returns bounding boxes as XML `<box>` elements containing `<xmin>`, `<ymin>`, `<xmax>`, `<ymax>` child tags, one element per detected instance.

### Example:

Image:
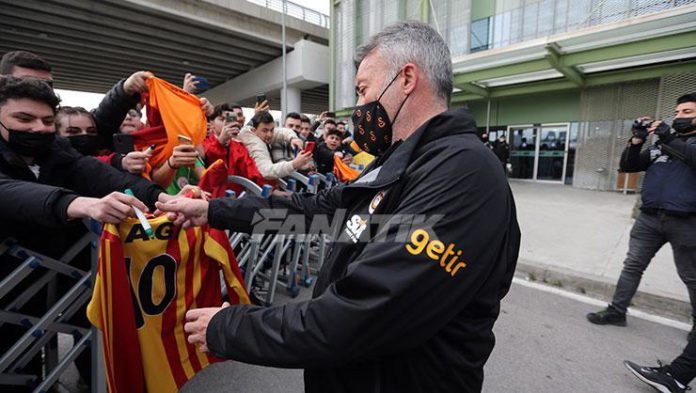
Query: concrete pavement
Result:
<box><xmin>57</xmin><ymin>179</ymin><xmax>693</xmax><ymax>392</ymax></box>
<box><xmin>509</xmin><ymin>180</ymin><xmax>692</xmax><ymax>321</ymax></box>
<box><xmin>179</xmin><ymin>279</ymin><xmax>689</xmax><ymax>393</ymax></box>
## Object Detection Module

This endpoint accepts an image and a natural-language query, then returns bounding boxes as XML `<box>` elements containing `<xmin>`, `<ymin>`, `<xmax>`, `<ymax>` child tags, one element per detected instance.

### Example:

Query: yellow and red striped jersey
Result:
<box><xmin>87</xmin><ymin>216</ymin><xmax>249</xmax><ymax>393</ymax></box>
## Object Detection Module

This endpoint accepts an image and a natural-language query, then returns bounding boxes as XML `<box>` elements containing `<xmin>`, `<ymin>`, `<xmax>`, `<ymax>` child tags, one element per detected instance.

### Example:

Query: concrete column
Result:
<box><xmin>282</xmin><ymin>86</ymin><xmax>302</xmax><ymax>116</ymax></box>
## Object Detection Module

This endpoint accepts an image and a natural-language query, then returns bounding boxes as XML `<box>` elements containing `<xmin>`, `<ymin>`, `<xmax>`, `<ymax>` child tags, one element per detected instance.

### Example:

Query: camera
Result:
<box><xmin>225</xmin><ymin>113</ymin><xmax>237</xmax><ymax>124</ymax></box>
<box><xmin>631</xmin><ymin>118</ymin><xmax>652</xmax><ymax>140</ymax></box>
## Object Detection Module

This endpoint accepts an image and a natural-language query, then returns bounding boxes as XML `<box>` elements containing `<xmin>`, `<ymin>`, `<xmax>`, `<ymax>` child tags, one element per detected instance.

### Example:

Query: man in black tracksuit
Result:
<box><xmin>161</xmin><ymin>21</ymin><xmax>520</xmax><ymax>393</ymax></box>
<box><xmin>204</xmin><ymin>107</ymin><xmax>519</xmax><ymax>393</ymax></box>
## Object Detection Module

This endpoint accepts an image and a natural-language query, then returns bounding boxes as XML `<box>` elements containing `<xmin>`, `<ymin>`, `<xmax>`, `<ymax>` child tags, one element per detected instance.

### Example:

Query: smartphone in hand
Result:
<box><xmin>113</xmin><ymin>133</ymin><xmax>134</xmax><ymax>154</ymax></box>
<box><xmin>177</xmin><ymin>134</ymin><xmax>193</xmax><ymax>145</ymax></box>
<box><xmin>191</xmin><ymin>76</ymin><xmax>209</xmax><ymax>93</ymax></box>
<box><xmin>225</xmin><ymin>113</ymin><xmax>238</xmax><ymax>125</ymax></box>
<box><xmin>304</xmin><ymin>141</ymin><xmax>316</xmax><ymax>154</ymax></box>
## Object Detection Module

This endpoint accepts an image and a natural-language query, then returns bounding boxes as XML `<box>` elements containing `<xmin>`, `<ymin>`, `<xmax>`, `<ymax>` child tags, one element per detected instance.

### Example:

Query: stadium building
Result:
<box><xmin>331</xmin><ymin>0</ymin><xmax>696</xmax><ymax>190</ymax></box>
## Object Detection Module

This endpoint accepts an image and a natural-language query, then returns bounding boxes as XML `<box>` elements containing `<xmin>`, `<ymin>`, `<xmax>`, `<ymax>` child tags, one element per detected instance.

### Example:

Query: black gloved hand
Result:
<box><xmin>653</xmin><ymin>122</ymin><xmax>674</xmax><ymax>143</ymax></box>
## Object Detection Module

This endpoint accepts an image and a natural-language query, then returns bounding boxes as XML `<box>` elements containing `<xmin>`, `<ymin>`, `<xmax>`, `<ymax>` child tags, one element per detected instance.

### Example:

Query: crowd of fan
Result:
<box><xmin>2</xmin><ymin>50</ymin><xmax>362</xmax><ymax>200</ymax></box>
<box><xmin>0</xmin><ymin>49</ymin><xmax>365</xmax><ymax>393</ymax></box>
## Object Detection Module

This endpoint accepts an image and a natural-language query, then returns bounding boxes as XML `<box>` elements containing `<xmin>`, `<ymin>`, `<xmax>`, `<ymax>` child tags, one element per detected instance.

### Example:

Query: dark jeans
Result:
<box><xmin>670</xmin><ymin>335</ymin><xmax>696</xmax><ymax>385</ymax></box>
<box><xmin>610</xmin><ymin>212</ymin><xmax>696</xmax><ymax>319</ymax></box>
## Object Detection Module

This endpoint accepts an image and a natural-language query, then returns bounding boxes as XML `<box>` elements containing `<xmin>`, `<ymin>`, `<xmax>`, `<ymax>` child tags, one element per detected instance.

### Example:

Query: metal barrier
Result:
<box><xmin>0</xmin><ymin>227</ymin><xmax>105</xmax><ymax>393</ymax></box>
<box><xmin>227</xmin><ymin>172</ymin><xmax>335</xmax><ymax>305</ymax></box>
<box><xmin>0</xmin><ymin>171</ymin><xmax>341</xmax><ymax>391</ymax></box>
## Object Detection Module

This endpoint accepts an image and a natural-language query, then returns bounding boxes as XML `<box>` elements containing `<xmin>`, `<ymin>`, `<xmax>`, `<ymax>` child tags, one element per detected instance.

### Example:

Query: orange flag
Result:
<box><xmin>333</xmin><ymin>155</ymin><xmax>360</xmax><ymax>182</ymax></box>
<box><xmin>143</xmin><ymin>77</ymin><xmax>207</xmax><ymax>167</ymax></box>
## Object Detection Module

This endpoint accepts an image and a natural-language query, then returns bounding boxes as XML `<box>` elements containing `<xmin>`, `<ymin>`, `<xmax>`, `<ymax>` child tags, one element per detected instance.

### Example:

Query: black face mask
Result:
<box><xmin>351</xmin><ymin>70</ymin><xmax>409</xmax><ymax>156</ymax></box>
<box><xmin>672</xmin><ymin>117</ymin><xmax>696</xmax><ymax>134</ymax></box>
<box><xmin>0</xmin><ymin>120</ymin><xmax>55</xmax><ymax>157</ymax></box>
<box><xmin>68</xmin><ymin>134</ymin><xmax>100</xmax><ymax>156</ymax></box>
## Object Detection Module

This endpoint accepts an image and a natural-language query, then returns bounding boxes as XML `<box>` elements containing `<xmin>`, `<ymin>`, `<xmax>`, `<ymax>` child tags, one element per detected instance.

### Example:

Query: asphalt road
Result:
<box><xmin>179</xmin><ymin>279</ymin><xmax>689</xmax><ymax>393</ymax></box>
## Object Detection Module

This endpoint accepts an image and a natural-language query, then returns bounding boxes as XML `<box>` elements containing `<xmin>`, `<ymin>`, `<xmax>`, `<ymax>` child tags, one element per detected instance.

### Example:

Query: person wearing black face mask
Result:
<box><xmin>351</xmin><ymin>70</ymin><xmax>408</xmax><ymax>156</ymax></box>
<box><xmin>0</xmin><ymin>116</ymin><xmax>55</xmax><ymax>158</ymax></box>
<box><xmin>587</xmin><ymin>92</ymin><xmax>696</xmax><ymax>392</ymax></box>
<box><xmin>55</xmin><ymin>106</ymin><xmax>100</xmax><ymax>155</ymax></box>
<box><xmin>157</xmin><ymin>21</ymin><xmax>519</xmax><ymax>393</ymax></box>
<box><xmin>55</xmin><ymin>106</ymin><xmax>151</xmax><ymax>175</ymax></box>
<box><xmin>672</xmin><ymin>116</ymin><xmax>696</xmax><ymax>135</ymax></box>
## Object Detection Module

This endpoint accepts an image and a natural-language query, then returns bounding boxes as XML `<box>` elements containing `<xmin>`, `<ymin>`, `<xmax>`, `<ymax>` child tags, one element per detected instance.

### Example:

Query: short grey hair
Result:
<box><xmin>355</xmin><ymin>20</ymin><xmax>453</xmax><ymax>104</ymax></box>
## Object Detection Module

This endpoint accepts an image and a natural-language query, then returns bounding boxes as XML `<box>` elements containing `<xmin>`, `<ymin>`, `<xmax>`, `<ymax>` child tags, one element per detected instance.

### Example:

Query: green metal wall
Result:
<box><xmin>464</xmin><ymin>90</ymin><xmax>581</xmax><ymax>126</ymax></box>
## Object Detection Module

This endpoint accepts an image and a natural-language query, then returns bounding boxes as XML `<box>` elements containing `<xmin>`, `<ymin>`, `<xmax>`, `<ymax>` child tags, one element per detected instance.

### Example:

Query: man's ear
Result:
<box><xmin>402</xmin><ymin>63</ymin><xmax>418</xmax><ymax>95</ymax></box>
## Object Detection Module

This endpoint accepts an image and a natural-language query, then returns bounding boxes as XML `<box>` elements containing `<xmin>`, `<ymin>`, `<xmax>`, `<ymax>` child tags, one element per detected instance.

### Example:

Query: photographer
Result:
<box><xmin>587</xmin><ymin>93</ymin><xmax>696</xmax><ymax>345</ymax></box>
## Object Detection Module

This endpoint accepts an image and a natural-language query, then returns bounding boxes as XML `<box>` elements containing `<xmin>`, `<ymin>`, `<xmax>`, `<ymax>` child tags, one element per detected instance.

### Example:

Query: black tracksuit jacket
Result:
<box><xmin>205</xmin><ymin>108</ymin><xmax>521</xmax><ymax>393</ymax></box>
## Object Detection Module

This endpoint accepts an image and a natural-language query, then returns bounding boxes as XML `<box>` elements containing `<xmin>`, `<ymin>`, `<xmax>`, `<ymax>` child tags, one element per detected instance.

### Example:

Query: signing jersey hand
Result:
<box><xmin>155</xmin><ymin>197</ymin><xmax>209</xmax><ymax>228</ymax></box>
<box><xmin>67</xmin><ymin>192</ymin><xmax>149</xmax><ymax>223</ymax></box>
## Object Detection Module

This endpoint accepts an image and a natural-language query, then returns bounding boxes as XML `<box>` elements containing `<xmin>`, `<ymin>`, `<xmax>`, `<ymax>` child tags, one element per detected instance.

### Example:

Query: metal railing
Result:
<box><xmin>0</xmin><ymin>171</ymin><xmax>341</xmax><ymax>391</ymax></box>
<box><xmin>0</xmin><ymin>229</ymin><xmax>105</xmax><ymax>393</ymax></box>
<box><xmin>246</xmin><ymin>0</ymin><xmax>330</xmax><ymax>28</ymax></box>
<box><xmin>473</xmin><ymin>0</ymin><xmax>696</xmax><ymax>52</ymax></box>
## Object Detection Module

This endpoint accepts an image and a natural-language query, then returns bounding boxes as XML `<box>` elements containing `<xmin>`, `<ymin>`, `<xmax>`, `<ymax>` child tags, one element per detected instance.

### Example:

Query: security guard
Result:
<box><xmin>159</xmin><ymin>21</ymin><xmax>520</xmax><ymax>393</ymax></box>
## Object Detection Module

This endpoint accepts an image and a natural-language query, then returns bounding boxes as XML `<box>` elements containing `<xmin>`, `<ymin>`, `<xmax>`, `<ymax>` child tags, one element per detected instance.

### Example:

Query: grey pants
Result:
<box><xmin>611</xmin><ymin>211</ymin><xmax>696</xmax><ymax>319</ymax></box>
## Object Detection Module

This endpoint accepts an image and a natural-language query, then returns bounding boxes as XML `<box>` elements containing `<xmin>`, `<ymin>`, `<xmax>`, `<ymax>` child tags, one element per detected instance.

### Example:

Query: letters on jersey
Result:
<box><xmin>87</xmin><ymin>216</ymin><xmax>250</xmax><ymax>393</ymax></box>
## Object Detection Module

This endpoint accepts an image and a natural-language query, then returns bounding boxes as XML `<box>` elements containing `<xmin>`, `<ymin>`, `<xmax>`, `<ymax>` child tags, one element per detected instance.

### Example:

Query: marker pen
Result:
<box><xmin>124</xmin><ymin>188</ymin><xmax>154</xmax><ymax>239</ymax></box>
<box><xmin>144</xmin><ymin>144</ymin><xmax>156</xmax><ymax>154</ymax></box>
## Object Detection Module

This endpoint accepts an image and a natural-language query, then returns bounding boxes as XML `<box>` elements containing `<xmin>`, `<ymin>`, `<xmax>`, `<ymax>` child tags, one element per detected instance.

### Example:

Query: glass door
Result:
<box><xmin>508</xmin><ymin>125</ymin><xmax>537</xmax><ymax>179</ymax></box>
<box><xmin>537</xmin><ymin>124</ymin><xmax>568</xmax><ymax>181</ymax></box>
<box><xmin>507</xmin><ymin>123</ymin><xmax>570</xmax><ymax>182</ymax></box>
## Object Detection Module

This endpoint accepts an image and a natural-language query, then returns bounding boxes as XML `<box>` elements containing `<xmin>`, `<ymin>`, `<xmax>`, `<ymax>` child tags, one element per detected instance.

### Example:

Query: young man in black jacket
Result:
<box><xmin>158</xmin><ymin>21</ymin><xmax>520</xmax><ymax>393</ymax></box>
<box><xmin>0</xmin><ymin>76</ymin><xmax>168</xmax><ymax>391</ymax></box>
<box><xmin>587</xmin><ymin>93</ymin><xmax>696</xmax><ymax>344</ymax></box>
